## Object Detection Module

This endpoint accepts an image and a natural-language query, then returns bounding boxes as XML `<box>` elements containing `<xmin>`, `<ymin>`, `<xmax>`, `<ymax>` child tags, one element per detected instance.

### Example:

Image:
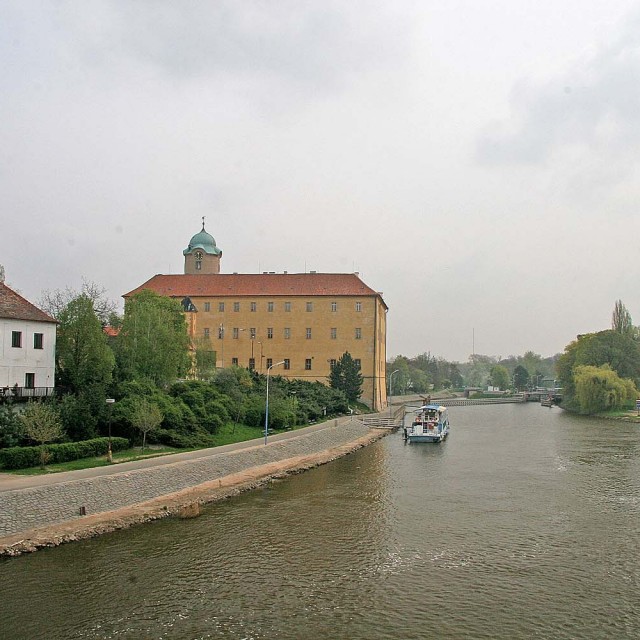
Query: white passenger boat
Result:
<box><xmin>404</xmin><ymin>404</ymin><xmax>450</xmax><ymax>443</ymax></box>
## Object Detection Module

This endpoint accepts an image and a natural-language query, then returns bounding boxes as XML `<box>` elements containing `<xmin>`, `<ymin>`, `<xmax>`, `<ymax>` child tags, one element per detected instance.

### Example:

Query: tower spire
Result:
<box><xmin>202</xmin><ymin>215</ymin><xmax>205</xmax><ymax>230</ymax></box>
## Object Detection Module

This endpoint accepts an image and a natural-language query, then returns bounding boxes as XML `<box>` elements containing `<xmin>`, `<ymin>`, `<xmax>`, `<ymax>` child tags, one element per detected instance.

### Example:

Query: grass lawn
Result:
<box><xmin>3</xmin><ymin>420</ymin><xmax>309</xmax><ymax>476</ymax></box>
<box><xmin>9</xmin><ymin>445</ymin><xmax>192</xmax><ymax>475</ymax></box>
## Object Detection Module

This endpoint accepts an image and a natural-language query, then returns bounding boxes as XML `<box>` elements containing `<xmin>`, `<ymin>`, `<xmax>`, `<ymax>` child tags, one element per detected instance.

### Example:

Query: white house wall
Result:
<box><xmin>0</xmin><ymin>318</ymin><xmax>56</xmax><ymax>388</ymax></box>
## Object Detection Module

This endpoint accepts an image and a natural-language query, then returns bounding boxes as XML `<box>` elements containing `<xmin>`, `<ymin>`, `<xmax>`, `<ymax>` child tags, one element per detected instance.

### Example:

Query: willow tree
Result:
<box><xmin>116</xmin><ymin>290</ymin><xmax>191</xmax><ymax>386</ymax></box>
<box><xmin>573</xmin><ymin>365</ymin><xmax>636</xmax><ymax>414</ymax></box>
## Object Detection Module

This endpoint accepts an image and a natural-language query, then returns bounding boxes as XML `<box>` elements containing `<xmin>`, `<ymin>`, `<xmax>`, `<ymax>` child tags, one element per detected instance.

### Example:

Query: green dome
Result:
<box><xmin>183</xmin><ymin>223</ymin><xmax>222</xmax><ymax>256</ymax></box>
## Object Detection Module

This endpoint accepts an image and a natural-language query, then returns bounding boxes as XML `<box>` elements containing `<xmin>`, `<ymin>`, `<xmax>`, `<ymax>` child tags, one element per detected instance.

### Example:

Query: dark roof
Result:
<box><xmin>0</xmin><ymin>283</ymin><xmax>57</xmax><ymax>323</ymax></box>
<box><xmin>124</xmin><ymin>273</ymin><xmax>386</xmax><ymax>306</ymax></box>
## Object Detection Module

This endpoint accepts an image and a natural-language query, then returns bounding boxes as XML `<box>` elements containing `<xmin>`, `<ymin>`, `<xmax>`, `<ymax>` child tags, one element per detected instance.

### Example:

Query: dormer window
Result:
<box><xmin>194</xmin><ymin>250</ymin><xmax>203</xmax><ymax>270</ymax></box>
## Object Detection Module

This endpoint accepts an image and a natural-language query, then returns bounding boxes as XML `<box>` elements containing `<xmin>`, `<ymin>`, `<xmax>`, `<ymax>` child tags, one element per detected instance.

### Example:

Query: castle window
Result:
<box><xmin>266</xmin><ymin>358</ymin><xmax>273</xmax><ymax>369</ymax></box>
<box><xmin>284</xmin><ymin>359</ymin><xmax>290</xmax><ymax>370</ymax></box>
<box><xmin>232</xmin><ymin>358</ymin><xmax>239</xmax><ymax>366</ymax></box>
<box><xmin>330</xmin><ymin>328</ymin><xmax>337</xmax><ymax>339</ymax></box>
<box><xmin>250</xmin><ymin>328</ymin><xmax>256</xmax><ymax>339</ymax></box>
<box><xmin>355</xmin><ymin>328</ymin><xmax>362</xmax><ymax>340</ymax></box>
<box><xmin>285</xmin><ymin>302</ymin><xmax>292</xmax><ymax>312</ymax></box>
<box><xmin>306</xmin><ymin>328</ymin><xmax>312</xmax><ymax>339</ymax></box>
<box><xmin>204</xmin><ymin>302</ymin><xmax>210</xmax><ymax>312</ymax></box>
<box><xmin>234</xmin><ymin>302</ymin><xmax>240</xmax><ymax>312</ymax></box>
<box><xmin>268</xmin><ymin>301</ymin><xmax>274</xmax><ymax>312</ymax></box>
<box><xmin>249</xmin><ymin>358</ymin><xmax>255</xmax><ymax>370</ymax></box>
<box><xmin>11</xmin><ymin>331</ymin><xmax>21</xmax><ymax>348</ymax></box>
<box><xmin>330</xmin><ymin>359</ymin><xmax>337</xmax><ymax>368</ymax></box>
<box><xmin>195</xmin><ymin>250</ymin><xmax>203</xmax><ymax>271</ymax></box>
<box><xmin>331</xmin><ymin>302</ymin><xmax>337</xmax><ymax>312</ymax></box>
<box><xmin>306</xmin><ymin>302</ymin><xmax>313</xmax><ymax>312</ymax></box>
<box><xmin>354</xmin><ymin>359</ymin><xmax>361</xmax><ymax>369</ymax></box>
<box><xmin>219</xmin><ymin>302</ymin><xmax>225</xmax><ymax>312</ymax></box>
<box><xmin>267</xmin><ymin>328</ymin><xmax>273</xmax><ymax>339</ymax></box>
<box><xmin>355</xmin><ymin>302</ymin><xmax>362</xmax><ymax>312</ymax></box>
<box><xmin>305</xmin><ymin>359</ymin><xmax>312</xmax><ymax>370</ymax></box>
<box><xmin>204</xmin><ymin>328</ymin><xmax>210</xmax><ymax>338</ymax></box>
<box><xmin>251</xmin><ymin>302</ymin><xmax>257</xmax><ymax>312</ymax></box>
<box><xmin>25</xmin><ymin>373</ymin><xmax>35</xmax><ymax>389</ymax></box>
<box><xmin>284</xmin><ymin>328</ymin><xmax>291</xmax><ymax>339</ymax></box>
<box><xmin>233</xmin><ymin>328</ymin><xmax>240</xmax><ymax>339</ymax></box>
<box><xmin>218</xmin><ymin>326</ymin><xmax>224</xmax><ymax>339</ymax></box>
<box><xmin>33</xmin><ymin>333</ymin><xmax>44</xmax><ymax>349</ymax></box>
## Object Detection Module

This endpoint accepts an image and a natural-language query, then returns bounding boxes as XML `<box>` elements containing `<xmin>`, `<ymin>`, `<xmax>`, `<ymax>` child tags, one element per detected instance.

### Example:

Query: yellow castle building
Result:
<box><xmin>125</xmin><ymin>222</ymin><xmax>388</xmax><ymax>410</ymax></box>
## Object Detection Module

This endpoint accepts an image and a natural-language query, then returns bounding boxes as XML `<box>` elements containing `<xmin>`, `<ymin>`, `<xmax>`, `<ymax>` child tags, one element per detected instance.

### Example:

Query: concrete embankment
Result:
<box><xmin>0</xmin><ymin>418</ymin><xmax>391</xmax><ymax>557</ymax></box>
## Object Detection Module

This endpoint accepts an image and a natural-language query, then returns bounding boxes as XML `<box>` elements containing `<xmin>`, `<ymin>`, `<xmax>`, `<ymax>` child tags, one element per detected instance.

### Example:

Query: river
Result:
<box><xmin>1</xmin><ymin>403</ymin><xmax>639</xmax><ymax>639</ymax></box>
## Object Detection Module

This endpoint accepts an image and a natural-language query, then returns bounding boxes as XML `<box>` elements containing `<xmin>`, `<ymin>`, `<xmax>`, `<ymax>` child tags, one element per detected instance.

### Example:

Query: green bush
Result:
<box><xmin>0</xmin><ymin>437</ymin><xmax>130</xmax><ymax>470</ymax></box>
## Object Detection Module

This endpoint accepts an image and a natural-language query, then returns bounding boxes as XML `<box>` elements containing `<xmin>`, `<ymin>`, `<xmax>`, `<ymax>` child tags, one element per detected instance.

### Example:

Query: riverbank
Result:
<box><xmin>0</xmin><ymin>418</ymin><xmax>391</xmax><ymax>557</ymax></box>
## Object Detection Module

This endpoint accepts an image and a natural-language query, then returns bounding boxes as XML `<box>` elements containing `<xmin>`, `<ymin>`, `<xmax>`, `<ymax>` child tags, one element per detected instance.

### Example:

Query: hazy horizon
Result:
<box><xmin>2</xmin><ymin>2</ymin><xmax>639</xmax><ymax>362</ymax></box>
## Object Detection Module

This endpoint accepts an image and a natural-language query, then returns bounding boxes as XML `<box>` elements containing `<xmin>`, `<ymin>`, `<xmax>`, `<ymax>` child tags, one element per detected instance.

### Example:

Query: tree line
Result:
<box><xmin>0</xmin><ymin>283</ymin><xmax>363</xmax><ymax>456</ymax></box>
<box><xmin>387</xmin><ymin>299</ymin><xmax>640</xmax><ymax>415</ymax></box>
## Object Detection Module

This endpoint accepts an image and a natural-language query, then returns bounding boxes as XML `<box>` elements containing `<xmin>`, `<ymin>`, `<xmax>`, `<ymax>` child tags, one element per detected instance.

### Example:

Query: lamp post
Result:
<box><xmin>106</xmin><ymin>398</ymin><xmax>115</xmax><ymax>463</ymax></box>
<box><xmin>388</xmin><ymin>369</ymin><xmax>400</xmax><ymax>413</ymax></box>
<box><xmin>265</xmin><ymin>360</ymin><xmax>285</xmax><ymax>445</ymax></box>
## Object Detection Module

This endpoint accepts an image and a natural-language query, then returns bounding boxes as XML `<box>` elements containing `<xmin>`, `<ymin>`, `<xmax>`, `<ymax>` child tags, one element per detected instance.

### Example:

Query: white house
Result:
<box><xmin>0</xmin><ymin>271</ymin><xmax>57</xmax><ymax>398</ymax></box>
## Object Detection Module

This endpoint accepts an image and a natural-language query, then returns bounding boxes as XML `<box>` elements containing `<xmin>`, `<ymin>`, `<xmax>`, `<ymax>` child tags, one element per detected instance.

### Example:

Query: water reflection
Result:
<box><xmin>1</xmin><ymin>403</ymin><xmax>640</xmax><ymax>639</ymax></box>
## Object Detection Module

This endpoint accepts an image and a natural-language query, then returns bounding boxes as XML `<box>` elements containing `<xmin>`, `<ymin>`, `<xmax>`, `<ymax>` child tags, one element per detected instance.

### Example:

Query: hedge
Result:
<box><xmin>0</xmin><ymin>437</ymin><xmax>130</xmax><ymax>470</ymax></box>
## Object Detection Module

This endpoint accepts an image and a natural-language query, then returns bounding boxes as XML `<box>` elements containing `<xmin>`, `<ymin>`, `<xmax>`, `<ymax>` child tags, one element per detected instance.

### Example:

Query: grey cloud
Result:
<box><xmin>476</xmin><ymin>13</ymin><xmax>640</xmax><ymax>166</ymax></box>
<box><xmin>67</xmin><ymin>1</ymin><xmax>411</xmax><ymax>90</ymax></box>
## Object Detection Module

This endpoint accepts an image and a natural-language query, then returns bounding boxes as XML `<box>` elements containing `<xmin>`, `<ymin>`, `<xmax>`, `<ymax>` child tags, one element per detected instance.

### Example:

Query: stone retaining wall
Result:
<box><xmin>0</xmin><ymin>419</ymin><xmax>379</xmax><ymax>553</ymax></box>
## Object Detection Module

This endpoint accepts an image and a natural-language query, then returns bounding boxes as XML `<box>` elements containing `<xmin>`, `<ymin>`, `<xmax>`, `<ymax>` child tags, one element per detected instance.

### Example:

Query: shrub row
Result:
<box><xmin>0</xmin><ymin>437</ymin><xmax>130</xmax><ymax>470</ymax></box>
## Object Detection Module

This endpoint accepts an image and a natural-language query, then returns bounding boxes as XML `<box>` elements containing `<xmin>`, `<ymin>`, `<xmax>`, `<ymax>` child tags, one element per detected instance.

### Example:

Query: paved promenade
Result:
<box><xmin>0</xmin><ymin>416</ymin><xmax>387</xmax><ymax>555</ymax></box>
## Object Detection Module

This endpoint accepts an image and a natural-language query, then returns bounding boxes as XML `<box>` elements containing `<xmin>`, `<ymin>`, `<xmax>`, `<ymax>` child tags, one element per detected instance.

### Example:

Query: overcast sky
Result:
<box><xmin>2</xmin><ymin>1</ymin><xmax>640</xmax><ymax>362</ymax></box>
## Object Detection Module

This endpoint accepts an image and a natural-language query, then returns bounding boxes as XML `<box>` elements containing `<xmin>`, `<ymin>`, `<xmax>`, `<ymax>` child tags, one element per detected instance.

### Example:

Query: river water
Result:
<box><xmin>1</xmin><ymin>403</ymin><xmax>639</xmax><ymax>639</ymax></box>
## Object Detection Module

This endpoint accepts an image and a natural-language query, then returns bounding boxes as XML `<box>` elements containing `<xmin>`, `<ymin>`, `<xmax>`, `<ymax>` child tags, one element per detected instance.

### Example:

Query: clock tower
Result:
<box><xmin>183</xmin><ymin>219</ymin><xmax>222</xmax><ymax>274</ymax></box>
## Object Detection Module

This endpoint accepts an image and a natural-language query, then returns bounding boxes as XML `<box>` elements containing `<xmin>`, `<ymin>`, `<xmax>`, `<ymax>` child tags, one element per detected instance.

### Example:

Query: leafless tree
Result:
<box><xmin>39</xmin><ymin>278</ymin><xmax>118</xmax><ymax>324</ymax></box>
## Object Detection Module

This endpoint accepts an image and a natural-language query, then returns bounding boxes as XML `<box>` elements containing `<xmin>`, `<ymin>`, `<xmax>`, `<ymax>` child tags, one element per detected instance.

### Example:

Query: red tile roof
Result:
<box><xmin>0</xmin><ymin>283</ymin><xmax>57</xmax><ymax>323</ymax></box>
<box><xmin>124</xmin><ymin>273</ymin><xmax>386</xmax><ymax>304</ymax></box>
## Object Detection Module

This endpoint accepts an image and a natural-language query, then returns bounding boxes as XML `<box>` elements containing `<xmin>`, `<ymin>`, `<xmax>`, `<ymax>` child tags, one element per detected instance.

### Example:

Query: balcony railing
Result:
<box><xmin>0</xmin><ymin>386</ymin><xmax>56</xmax><ymax>402</ymax></box>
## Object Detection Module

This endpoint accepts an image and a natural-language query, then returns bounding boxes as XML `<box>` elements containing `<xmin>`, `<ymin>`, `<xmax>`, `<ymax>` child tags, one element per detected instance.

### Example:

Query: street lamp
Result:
<box><xmin>106</xmin><ymin>398</ymin><xmax>115</xmax><ymax>463</ymax></box>
<box><xmin>265</xmin><ymin>360</ymin><xmax>285</xmax><ymax>445</ymax></box>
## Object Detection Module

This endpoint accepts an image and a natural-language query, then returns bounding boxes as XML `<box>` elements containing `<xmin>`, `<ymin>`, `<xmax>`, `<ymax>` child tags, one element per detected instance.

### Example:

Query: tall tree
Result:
<box><xmin>612</xmin><ymin>299</ymin><xmax>633</xmax><ymax>336</ymax></box>
<box><xmin>116</xmin><ymin>290</ymin><xmax>191</xmax><ymax>385</ymax></box>
<box><xmin>329</xmin><ymin>352</ymin><xmax>363</xmax><ymax>403</ymax></box>
<box><xmin>513</xmin><ymin>365</ymin><xmax>529</xmax><ymax>391</ymax></box>
<box><xmin>56</xmin><ymin>295</ymin><xmax>115</xmax><ymax>393</ymax></box>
